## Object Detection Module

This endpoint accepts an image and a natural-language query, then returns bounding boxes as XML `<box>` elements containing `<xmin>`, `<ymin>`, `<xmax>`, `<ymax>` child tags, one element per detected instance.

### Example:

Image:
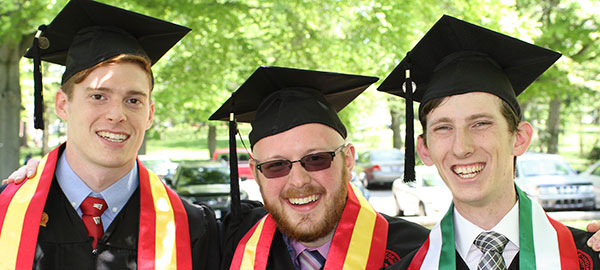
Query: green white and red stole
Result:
<box><xmin>407</xmin><ymin>185</ymin><xmax>579</xmax><ymax>270</ymax></box>
<box><xmin>0</xmin><ymin>144</ymin><xmax>193</xmax><ymax>270</ymax></box>
<box><xmin>230</xmin><ymin>182</ymin><xmax>389</xmax><ymax>270</ymax></box>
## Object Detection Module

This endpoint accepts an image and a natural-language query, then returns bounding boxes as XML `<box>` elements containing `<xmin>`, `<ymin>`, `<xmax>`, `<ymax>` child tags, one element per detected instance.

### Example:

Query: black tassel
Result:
<box><xmin>229</xmin><ymin>94</ymin><xmax>241</xmax><ymax>221</ymax></box>
<box><xmin>403</xmin><ymin>54</ymin><xmax>415</xmax><ymax>182</ymax></box>
<box><xmin>33</xmin><ymin>25</ymin><xmax>47</xmax><ymax>130</ymax></box>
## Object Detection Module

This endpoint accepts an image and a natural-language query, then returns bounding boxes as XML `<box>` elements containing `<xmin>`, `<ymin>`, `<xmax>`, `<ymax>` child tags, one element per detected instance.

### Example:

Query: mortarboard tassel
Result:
<box><xmin>229</xmin><ymin>96</ymin><xmax>241</xmax><ymax>221</ymax></box>
<box><xmin>403</xmin><ymin>56</ymin><xmax>415</xmax><ymax>182</ymax></box>
<box><xmin>33</xmin><ymin>25</ymin><xmax>47</xmax><ymax>130</ymax></box>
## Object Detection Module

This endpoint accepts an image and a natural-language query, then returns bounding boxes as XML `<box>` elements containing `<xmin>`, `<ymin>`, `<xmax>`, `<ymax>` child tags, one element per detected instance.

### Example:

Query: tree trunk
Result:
<box><xmin>546</xmin><ymin>96</ymin><xmax>561</xmax><ymax>154</ymax></box>
<box><xmin>20</xmin><ymin>120</ymin><xmax>28</xmax><ymax>147</ymax></box>
<box><xmin>208</xmin><ymin>125</ymin><xmax>217</xmax><ymax>159</ymax></box>
<box><xmin>390</xmin><ymin>108</ymin><xmax>403</xmax><ymax>149</ymax></box>
<box><xmin>0</xmin><ymin>38</ymin><xmax>25</xmax><ymax>178</ymax></box>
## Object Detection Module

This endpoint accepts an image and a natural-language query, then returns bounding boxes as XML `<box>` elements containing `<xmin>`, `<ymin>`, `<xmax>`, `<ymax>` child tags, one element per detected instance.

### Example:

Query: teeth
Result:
<box><xmin>453</xmin><ymin>164</ymin><xmax>484</xmax><ymax>178</ymax></box>
<box><xmin>289</xmin><ymin>194</ymin><xmax>320</xmax><ymax>205</ymax></box>
<box><xmin>97</xmin><ymin>131</ymin><xmax>128</xmax><ymax>142</ymax></box>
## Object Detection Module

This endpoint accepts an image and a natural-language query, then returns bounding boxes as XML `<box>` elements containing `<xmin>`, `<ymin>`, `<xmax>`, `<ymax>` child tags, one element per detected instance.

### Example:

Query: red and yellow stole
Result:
<box><xmin>0</xmin><ymin>145</ymin><xmax>192</xmax><ymax>269</ymax></box>
<box><xmin>230</xmin><ymin>182</ymin><xmax>388</xmax><ymax>270</ymax></box>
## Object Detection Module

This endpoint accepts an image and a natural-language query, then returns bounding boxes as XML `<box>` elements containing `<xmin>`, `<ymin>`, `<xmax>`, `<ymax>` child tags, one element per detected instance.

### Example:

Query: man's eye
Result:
<box><xmin>91</xmin><ymin>94</ymin><xmax>104</xmax><ymax>100</ymax></box>
<box><xmin>127</xmin><ymin>98</ymin><xmax>141</xmax><ymax>104</ymax></box>
<box><xmin>474</xmin><ymin>121</ymin><xmax>491</xmax><ymax>128</ymax></box>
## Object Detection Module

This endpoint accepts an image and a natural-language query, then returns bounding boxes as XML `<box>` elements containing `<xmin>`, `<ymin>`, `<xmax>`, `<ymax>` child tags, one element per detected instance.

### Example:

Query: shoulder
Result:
<box><xmin>567</xmin><ymin>226</ymin><xmax>600</xmax><ymax>270</ymax></box>
<box><xmin>220</xmin><ymin>200</ymin><xmax>266</xmax><ymax>269</ymax></box>
<box><xmin>381</xmin><ymin>213</ymin><xmax>430</xmax><ymax>267</ymax></box>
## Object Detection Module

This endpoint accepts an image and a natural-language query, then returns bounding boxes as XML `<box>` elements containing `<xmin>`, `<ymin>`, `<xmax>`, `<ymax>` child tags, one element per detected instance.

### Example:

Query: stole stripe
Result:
<box><xmin>517</xmin><ymin>186</ymin><xmax>536</xmax><ymax>268</ymax></box>
<box><xmin>16</xmin><ymin>151</ymin><xmax>57</xmax><ymax>269</ymax></box>
<box><xmin>547</xmin><ymin>215</ymin><xmax>578</xmax><ymax>269</ymax></box>
<box><xmin>345</xmin><ymin>184</ymin><xmax>376</xmax><ymax>269</ymax></box>
<box><xmin>254</xmin><ymin>215</ymin><xmax>277</xmax><ymax>269</ymax></box>
<box><xmin>165</xmin><ymin>181</ymin><xmax>192</xmax><ymax>270</ymax></box>
<box><xmin>230</xmin><ymin>217</ymin><xmax>262</xmax><ymax>269</ymax></box>
<box><xmin>365</xmin><ymin>213</ymin><xmax>388</xmax><ymax>269</ymax></box>
<box><xmin>239</xmin><ymin>216</ymin><xmax>268</xmax><ymax>269</ymax></box>
<box><xmin>407</xmin><ymin>237</ymin><xmax>430</xmax><ymax>270</ymax></box>
<box><xmin>138</xmin><ymin>162</ymin><xmax>158</xmax><ymax>269</ymax></box>
<box><xmin>326</xmin><ymin>183</ymin><xmax>361</xmax><ymax>269</ymax></box>
<box><xmin>148</xmin><ymin>168</ymin><xmax>178</xmax><ymax>269</ymax></box>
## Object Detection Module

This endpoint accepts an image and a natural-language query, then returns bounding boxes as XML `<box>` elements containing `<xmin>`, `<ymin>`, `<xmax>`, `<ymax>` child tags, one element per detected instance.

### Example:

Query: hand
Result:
<box><xmin>586</xmin><ymin>220</ymin><xmax>600</xmax><ymax>252</ymax></box>
<box><xmin>1</xmin><ymin>159</ymin><xmax>41</xmax><ymax>185</ymax></box>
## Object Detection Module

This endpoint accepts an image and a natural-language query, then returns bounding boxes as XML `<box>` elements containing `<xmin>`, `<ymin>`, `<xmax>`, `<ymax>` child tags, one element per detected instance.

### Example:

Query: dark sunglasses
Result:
<box><xmin>256</xmin><ymin>144</ymin><xmax>346</xmax><ymax>178</ymax></box>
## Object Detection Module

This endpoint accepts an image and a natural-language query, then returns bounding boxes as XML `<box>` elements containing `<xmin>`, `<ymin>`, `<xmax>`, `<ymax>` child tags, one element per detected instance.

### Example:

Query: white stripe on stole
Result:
<box><xmin>421</xmin><ymin>222</ymin><xmax>443</xmax><ymax>269</ymax></box>
<box><xmin>530</xmin><ymin>197</ymin><xmax>561</xmax><ymax>269</ymax></box>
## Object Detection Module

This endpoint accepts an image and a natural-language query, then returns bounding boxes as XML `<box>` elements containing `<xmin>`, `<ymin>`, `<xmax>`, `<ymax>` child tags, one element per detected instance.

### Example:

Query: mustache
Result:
<box><xmin>281</xmin><ymin>185</ymin><xmax>325</xmax><ymax>198</ymax></box>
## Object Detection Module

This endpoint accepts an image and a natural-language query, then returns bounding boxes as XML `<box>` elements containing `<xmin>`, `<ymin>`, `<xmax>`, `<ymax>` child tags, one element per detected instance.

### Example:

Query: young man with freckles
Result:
<box><xmin>379</xmin><ymin>15</ymin><xmax>600</xmax><ymax>269</ymax></box>
<box><xmin>0</xmin><ymin>0</ymin><xmax>219</xmax><ymax>269</ymax></box>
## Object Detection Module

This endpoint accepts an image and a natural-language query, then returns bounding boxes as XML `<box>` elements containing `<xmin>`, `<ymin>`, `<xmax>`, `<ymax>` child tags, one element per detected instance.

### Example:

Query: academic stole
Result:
<box><xmin>407</xmin><ymin>185</ymin><xmax>579</xmax><ymax>270</ymax></box>
<box><xmin>0</xmin><ymin>145</ymin><xmax>193</xmax><ymax>270</ymax></box>
<box><xmin>230</xmin><ymin>182</ymin><xmax>389</xmax><ymax>270</ymax></box>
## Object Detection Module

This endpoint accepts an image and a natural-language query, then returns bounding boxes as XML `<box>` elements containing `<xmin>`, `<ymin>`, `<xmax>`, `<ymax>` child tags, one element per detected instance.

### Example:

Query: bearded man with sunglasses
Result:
<box><xmin>210</xmin><ymin>66</ymin><xmax>430</xmax><ymax>270</ymax></box>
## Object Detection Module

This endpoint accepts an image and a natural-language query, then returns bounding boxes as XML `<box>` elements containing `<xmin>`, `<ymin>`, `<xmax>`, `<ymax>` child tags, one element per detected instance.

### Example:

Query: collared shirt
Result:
<box><xmin>283</xmin><ymin>234</ymin><xmax>332</xmax><ymax>270</ymax></box>
<box><xmin>454</xmin><ymin>201</ymin><xmax>520</xmax><ymax>269</ymax></box>
<box><xmin>56</xmin><ymin>151</ymin><xmax>139</xmax><ymax>231</ymax></box>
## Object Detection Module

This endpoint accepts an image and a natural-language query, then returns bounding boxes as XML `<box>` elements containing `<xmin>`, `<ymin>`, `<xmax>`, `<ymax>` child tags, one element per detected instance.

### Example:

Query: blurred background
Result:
<box><xmin>1</xmin><ymin>0</ymin><xmax>599</xmax><ymax>227</ymax></box>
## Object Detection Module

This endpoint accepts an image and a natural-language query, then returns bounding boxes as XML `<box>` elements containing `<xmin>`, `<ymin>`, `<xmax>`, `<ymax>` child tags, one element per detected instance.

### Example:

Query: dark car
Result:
<box><xmin>357</xmin><ymin>148</ymin><xmax>405</xmax><ymax>188</ymax></box>
<box><xmin>212</xmin><ymin>148</ymin><xmax>254</xmax><ymax>180</ymax></box>
<box><xmin>171</xmin><ymin>161</ymin><xmax>248</xmax><ymax>218</ymax></box>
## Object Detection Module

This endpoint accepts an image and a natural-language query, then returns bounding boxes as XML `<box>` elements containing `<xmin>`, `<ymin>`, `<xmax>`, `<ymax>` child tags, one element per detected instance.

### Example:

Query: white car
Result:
<box><xmin>392</xmin><ymin>165</ymin><xmax>452</xmax><ymax>217</ymax></box>
<box><xmin>578</xmin><ymin>160</ymin><xmax>600</xmax><ymax>209</ymax></box>
<box><xmin>138</xmin><ymin>155</ymin><xmax>178</xmax><ymax>183</ymax></box>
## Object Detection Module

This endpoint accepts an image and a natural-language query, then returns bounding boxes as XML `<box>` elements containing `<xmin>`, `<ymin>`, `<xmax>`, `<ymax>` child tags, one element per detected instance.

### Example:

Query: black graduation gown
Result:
<box><xmin>385</xmin><ymin>226</ymin><xmax>599</xmax><ymax>270</ymax></box>
<box><xmin>220</xmin><ymin>200</ymin><xmax>429</xmax><ymax>270</ymax></box>
<box><xmin>1</xmin><ymin>178</ymin><xmax>221</xmax><ymax>270</ymax></box>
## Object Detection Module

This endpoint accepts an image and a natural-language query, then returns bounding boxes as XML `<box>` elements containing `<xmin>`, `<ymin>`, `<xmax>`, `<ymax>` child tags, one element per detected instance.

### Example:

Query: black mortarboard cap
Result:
<box><xmin>377</xmin><ymin>15</ymin><xmax>561</xmax><ymax>182</ymax></box>
<box><xmin>210</xmin><ymin>66</ymin><xmax>378</xmax><ymax>220</ymax></box>
<box><xmin>24</xmin><ymin>0</ymin><xmax>190</xmax><ymax>129</ymax></box>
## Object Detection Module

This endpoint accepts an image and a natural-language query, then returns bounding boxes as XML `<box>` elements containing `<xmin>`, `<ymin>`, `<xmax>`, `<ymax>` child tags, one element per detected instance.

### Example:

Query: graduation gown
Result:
<box><xmin>0</xmin><ymin>178</ymin><xmax>221</xmax><ymax>270</ymax></box>
<box><xmin>385</xmin><ymin>226</ymin><xmax>599</xmax><ymax>270</ymax></box>
<box><xmin>220</xmin><ymin>200</ymin><xmax>429</xmax><ymax>270</ymax></box>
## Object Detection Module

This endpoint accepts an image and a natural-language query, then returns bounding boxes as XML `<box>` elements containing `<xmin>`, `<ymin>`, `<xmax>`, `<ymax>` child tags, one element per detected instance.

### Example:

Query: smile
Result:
<box><xmin>288</xmin><ymin>194</ymin><xmax>320</xmax><ymax>205</ymax></box>
<box><xmin>97</xmin><ymin>131</ymin><xmax>129</xmax><ymax>143</ymax></box>
<box><xmin>452</xmin><ymin>163</ymin><xmax>485</xmax><ymax>179</ymax></box>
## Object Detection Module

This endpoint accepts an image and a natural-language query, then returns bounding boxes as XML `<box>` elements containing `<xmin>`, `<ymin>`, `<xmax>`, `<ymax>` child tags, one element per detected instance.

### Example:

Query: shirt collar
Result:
<box><xmin>56</xmin><ymin>151</ymin><xmax>139</xmax><ymax>216</ymax></box>
<box><xmin>454</xmin><ymin>200</ymin><xmax>520</xmax><ymax>258</ymax></box>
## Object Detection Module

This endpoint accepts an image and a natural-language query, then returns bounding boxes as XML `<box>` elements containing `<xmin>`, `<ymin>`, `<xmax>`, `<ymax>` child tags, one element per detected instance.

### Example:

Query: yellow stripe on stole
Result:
<box><xmin>343</xmin><ymin>184</ymin><xmax>377</xmax><ymax>269</ymax></box>
<box><xmin>240</xmin><ymin>216</ymin><xmax>268</xmax><ymax>269</ymax></box>
<box><xmin>148</xmin><ymin>171</ymin><xmax>178</xmax><ymax>269</ymax></box>
<box><xmin>0</xmin><ymin>156</ymin><xmax>49</xmax><ymax>269</ymax></box>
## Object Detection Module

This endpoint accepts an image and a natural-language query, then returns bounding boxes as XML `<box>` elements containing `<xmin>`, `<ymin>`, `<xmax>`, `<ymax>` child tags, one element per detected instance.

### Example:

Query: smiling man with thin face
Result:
<box><xmin>378</xmin><ymin>15</ymin><xmax>600</xmax><ymax>269</ymax></box>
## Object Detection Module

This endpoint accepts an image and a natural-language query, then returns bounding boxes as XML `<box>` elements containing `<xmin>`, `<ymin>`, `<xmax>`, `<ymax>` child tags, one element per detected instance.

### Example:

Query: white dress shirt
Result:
<box><xmin>454</xmin><ymin>201</ymin><xmax>520</xmax><ymax>269</ymax></box>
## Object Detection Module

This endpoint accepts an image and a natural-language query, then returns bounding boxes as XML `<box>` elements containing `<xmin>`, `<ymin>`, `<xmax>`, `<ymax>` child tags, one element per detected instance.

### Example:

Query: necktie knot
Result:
<box><xmin>474</xmin><ymin>231</ymin><xmax>508</xmax><ymax>270</ymax></box>
<box><xmin>81</xmin><ymin>196</ymin><xmax>107</xmax><ymax>250</ymax></box>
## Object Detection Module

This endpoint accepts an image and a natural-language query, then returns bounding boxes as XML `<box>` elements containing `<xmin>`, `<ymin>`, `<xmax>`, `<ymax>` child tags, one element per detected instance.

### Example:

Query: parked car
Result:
<box><xmin>138</xmin><ymin>154</ymin><xmax>178</xmax><ymax>184</ymax></box>
<box><xmin>578</xmin><ymin>160</ymin><xmax>600</xmax><ymax>209</ymax></box>
<box><xmin>350</xmin><ymin>171</ymin><xmax>370</xmax><ymax>200</ymax></box>
<box><xmin>171</xmin><ymin>161</ymin><xmax>248</xmax><ymax>219</ymax></box>
<box><xmin>391</xmin><ymin>165</ymin><xmax>452</xmax><ymax>217</ymax></box>
<box><xmin>212</xmin><ymin>148</ymin><xmax>254</xmax><ymax>180</ymax></box>
<box><xmin>515</xmin><ymin>152</ymin><xmax>595</xmax><ymax>211</ymax></box>
<box><xmin>357</xmin><ymin>148</ymin><xmax>404</xmax><ymax>188</ymax></box>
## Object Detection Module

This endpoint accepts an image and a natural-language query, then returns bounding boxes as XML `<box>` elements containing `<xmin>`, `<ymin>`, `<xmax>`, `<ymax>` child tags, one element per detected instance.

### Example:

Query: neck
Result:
<box><xmin>300</xmin><ymin>230</ymin><xmax>335</xmax><ymax>248</ymax></box>
<box><xmin>453</xmin><ymin>185</ymin><xmax>517</xmax><ymax>230</ymax></box>
<box><xmin>64</xmin><ymin>148</ymin><xmax>135</xmax><ymax>193</ymax></box>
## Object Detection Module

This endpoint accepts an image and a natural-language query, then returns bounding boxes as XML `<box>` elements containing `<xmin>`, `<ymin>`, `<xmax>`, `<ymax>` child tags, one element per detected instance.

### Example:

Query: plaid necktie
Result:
<box><xmin>298</xmin><ymin>249</ymin><xmax>325</xmax><ymax>270</ymax></box>
<box><xmin>80</xmin><ymin>197</ymin><xmax>107</xmax><ymax>250</ymax></box>
<box><xmin>474</xmin><ymin>231</ymin><xmax>509</xmax><ymax>270</ymax></box>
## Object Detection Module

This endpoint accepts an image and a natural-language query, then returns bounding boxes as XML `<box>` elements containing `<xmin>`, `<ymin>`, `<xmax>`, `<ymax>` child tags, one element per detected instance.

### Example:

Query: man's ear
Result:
<box><xmin>249</xmin><ymin>158</ymin><xmax>262</xmax><ymax>186</ymax></box>
<box><xmin>513</xmin><ymin>121</ymin><xmax>533</xmax><ymax>157</ymax></box>
<box><xmin>55</xmin><ymin>89</ymin><xmax>69</xmax><ymax>120</ymax></box>
<box><xmin>417</xmin><ymin>135</ymin><xmax>434</xmax><ymax>166</ymax></box>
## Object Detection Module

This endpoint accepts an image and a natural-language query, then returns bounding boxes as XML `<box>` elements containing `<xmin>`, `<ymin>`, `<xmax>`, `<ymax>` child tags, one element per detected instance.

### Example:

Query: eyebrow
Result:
<box><xmin>86</xmin><ymin>87</ymin><xmax>148</xmax><ymax>98</ymax></box>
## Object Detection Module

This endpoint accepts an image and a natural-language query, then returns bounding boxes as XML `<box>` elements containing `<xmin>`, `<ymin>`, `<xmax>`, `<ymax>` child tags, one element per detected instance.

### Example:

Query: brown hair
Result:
<box><xmin>61</xmin><ymin>54</ymin><xmax>154</xmax><ymax>99</ymax></box>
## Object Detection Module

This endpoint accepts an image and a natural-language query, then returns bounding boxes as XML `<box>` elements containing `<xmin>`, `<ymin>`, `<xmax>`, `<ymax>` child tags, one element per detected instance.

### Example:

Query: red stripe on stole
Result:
<box><xmin>230</xmin><ymin>216</ymin><xmax>263</xmax><ymax>269</ymax></box>
<box><xmin>0</xmin><ymin>182</ymin><xmax>21</xmax><ymax>235</ymax></box>
<box><xmin>325</xmin><ymin>184</ymin><xmax>361</xmax><ymax>269</ymax></box>
<box><xmin>408</xmin><ymin>237</ymin><xmax>430</xmax><ymax>270</ymax></box>
<box><xmin>254</xmin><ymin>215</ymin><xmax>277</xmax><ymax>269</ymax></box>
<box><xmin>16</xmin><ymin>148</ymin><xmax>58</xmax><ymax>269</ymax></box>
<box><xmin>138</xmin><ymin>161</ymin><xmax>157</xmax><ymax>270</ymax></box>
<box><xmin>547</xmin><ymin>214</ymin><xmax>579</xmax><ymax>269</ymax></box>
<box><xmin>165</xmin><ymin>183</ymin><xmax>192</xmax><ymax>269</ymax></box>
<box><xmin>365</xmin><ymin>212</ymin><xmax>389</xmax><ymax>269</ymax></box>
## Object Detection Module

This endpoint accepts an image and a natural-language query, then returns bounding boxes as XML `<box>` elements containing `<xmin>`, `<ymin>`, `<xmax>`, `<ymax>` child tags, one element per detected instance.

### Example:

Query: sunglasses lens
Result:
<box><xmin>301</xmin><ymin>153</ymin><xmax>333</xmax><ymax>171</ymax></box>
<box><xmin>261</xmin><ymin>160</ymin><xmax>291</xmax><ymax>178</ymax></box>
